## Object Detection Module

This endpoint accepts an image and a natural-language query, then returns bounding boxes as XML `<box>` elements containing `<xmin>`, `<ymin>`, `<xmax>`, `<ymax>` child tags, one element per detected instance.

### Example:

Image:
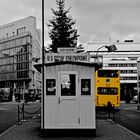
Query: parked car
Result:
<box><xmin>35</xmin><ymin>92</ymin><xmax>41</xmax><ymax>101</ymax></box>
<box><xmin>0</xmin><ymin>88</ymin><xmax>11</xmax><ymax>102</ymax></box>
<box><xmin>132</xmin><ymin>95</ymin><xmax>138</xmax><ymax>103</ymax></box>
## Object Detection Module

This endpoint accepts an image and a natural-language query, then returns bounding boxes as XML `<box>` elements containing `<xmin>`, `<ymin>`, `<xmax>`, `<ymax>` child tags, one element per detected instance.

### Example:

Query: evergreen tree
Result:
<box><xmin>48</xmin><ymin>0</ymin><xmax>79</xmax><ymax>52</ymax></box>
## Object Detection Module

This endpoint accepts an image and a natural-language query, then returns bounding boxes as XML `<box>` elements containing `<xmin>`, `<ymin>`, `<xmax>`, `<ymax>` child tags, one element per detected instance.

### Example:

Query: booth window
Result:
<box><xmin>46</xmin><ymin>79</ymin><xmax>56</xmax><ymax>95</ymax></box>
<box><xmin>81</xmin><ymin>79</ymin><xmax>91</xmax><ymax>95</ymax></box>
<box><xmin>61</xmin><ymin>74</ymin><xmax>76</xmax><ymax>96</ymax></box>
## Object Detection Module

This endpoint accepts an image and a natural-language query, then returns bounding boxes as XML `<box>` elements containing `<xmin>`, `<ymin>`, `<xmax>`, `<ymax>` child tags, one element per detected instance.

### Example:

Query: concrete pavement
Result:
<box><xmin>0</xmin><ymin>115</ymin><xmax>140</xmax><ymax>140</ymax></box>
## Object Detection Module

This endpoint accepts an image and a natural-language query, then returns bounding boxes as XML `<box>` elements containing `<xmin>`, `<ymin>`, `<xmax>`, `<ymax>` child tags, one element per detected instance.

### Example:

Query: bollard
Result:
<box><xmin>112</xmin><ymin>105</ymin><xmax>115</xmax><ymax>121</ymax></box>
<box><xmin>17</xmin><ymin>105</ymin><xmax>19</xmax><ymax>124</ymax></box>
<box><xmin>111</xmin><ymin>105</ymin><xmax>117</xmax><ymax>124</ymax></box>
<box><xmin>22</xmin><ymin>103</ymin><xmax>26</xmax><ymax>122</ymax></box>
<box><xmin>17</xmin><ymin>105</ymin><xmax>21</xmax><ymax>125</ymax></box>
<box><xmin>107</xmin><ymin>101</ymin><xmax>112</xmax><ymax>122</ymax></box>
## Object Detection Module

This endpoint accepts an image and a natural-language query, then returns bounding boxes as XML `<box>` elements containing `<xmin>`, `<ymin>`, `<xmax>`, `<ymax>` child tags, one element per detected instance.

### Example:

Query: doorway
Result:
<box><xmin>58</xmin><ymin>71</ymin><xmax>79</xmax><ymax>128</ymax></box>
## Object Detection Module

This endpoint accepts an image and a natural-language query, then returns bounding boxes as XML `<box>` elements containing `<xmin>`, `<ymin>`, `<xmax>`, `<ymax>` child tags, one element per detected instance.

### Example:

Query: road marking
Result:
<box><xmin>0</xmin><ymin>114</ymin><xmax>40</xmax><ymax>138</ymax></box>
<box><xmin>129</xmin><ymin>109</ymin><xmax>140</xmax><ymax>113</ymax></box>
<box><xmin>123</xmin><ymin>108</ymin><xmax>140</xmax><ymax>113</ymax></box>
<box><xmin>124</xmin><ymin>107</ymin><xmax>136</xmax><ymax>110</ymax></box>
<box><xmin>0</xmin><ymin>124</ymin><xmax>17</xmax><ymax>137</ymax></box>
<box><xmin>117</xmin><ymin>123</ymin><xmax>140</xmax><ymax>139</ymax></box>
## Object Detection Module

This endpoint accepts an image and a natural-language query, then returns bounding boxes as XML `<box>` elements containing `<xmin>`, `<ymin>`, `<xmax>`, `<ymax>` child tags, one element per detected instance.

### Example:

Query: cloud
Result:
<box><xmin>66</xmin><ymin>0</ymin><xmax>140</xmax><ymax>43</ymax></box>
<box><xmin>1</xmin><ymin>0</ymin><xmax>140</xmax><ymax>45</ymax></box>
<box><xmin>0</xmin><ymin>0</ymin><xmax>41</xmax><ymax>24</ymax></box>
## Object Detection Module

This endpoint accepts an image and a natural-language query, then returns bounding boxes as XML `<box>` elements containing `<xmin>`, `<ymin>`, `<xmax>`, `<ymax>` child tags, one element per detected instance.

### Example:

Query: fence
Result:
<box><xmin>17</xmin><ymin>103</ymin><xmax>41</xmax><ymax>124</ymax></box>
<box><xmin>96</xmin><ymin>103</ymin><xmax>120</xmax><ymax>123</ymax></box>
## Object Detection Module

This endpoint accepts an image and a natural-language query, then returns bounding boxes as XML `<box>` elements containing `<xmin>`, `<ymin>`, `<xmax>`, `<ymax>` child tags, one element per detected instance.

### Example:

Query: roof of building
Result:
<box><xmin>34</xmin><ymin>61</ymin><xmax>102</xmax><ymax>72</ymax></box>
<box><xmin>86</xmin><ymin>41</ymin><xmax>140</xmax><ymax>52</ymax></box>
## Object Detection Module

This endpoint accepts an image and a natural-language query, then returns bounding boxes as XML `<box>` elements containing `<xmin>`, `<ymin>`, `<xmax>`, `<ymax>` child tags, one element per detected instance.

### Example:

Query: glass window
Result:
<box><xmin>81</xmin><ymin>79</ymin><xmax>91</xmax><ymax>95</ymax></box>
<box><xmin>61</xmin><ymin>74</ymin><xmax>76</xmax><ymax>96</ymax></box>
<box><xmin>46</xmin><ymin>79</ymin><xmax>56</xmax><ymax>95</ymax></box>
<box><xmin>98</xmin><ymin>70</ymin><xmax>118</xmax><ymax>77</ymax></box>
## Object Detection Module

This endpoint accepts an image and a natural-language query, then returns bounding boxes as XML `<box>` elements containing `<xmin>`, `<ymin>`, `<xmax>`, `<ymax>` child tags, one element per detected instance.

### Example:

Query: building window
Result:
<box><xmin>17</xmin><ymin>27</ymin><xmax>26</xmax><ymax>35</ymax></box>
<box><xmin>17</xmin><ymin>70</ymin><xmax>29</xmax><ymax>78</ymax></box>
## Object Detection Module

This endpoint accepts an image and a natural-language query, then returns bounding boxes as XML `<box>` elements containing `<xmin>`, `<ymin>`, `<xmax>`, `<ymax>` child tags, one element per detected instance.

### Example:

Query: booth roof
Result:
<box><xmin>34</xmin><ymin>61</ymin><xmax>102</xmax><ymax>72</ymax></box>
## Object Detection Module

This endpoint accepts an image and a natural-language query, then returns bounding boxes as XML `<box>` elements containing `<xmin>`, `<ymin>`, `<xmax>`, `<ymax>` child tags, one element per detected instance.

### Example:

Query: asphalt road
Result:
<box><xmin>96</xmin><ymin>102</ymin><xmax>140</xmax><ymax>136</ymax></box>
<box><xmin>1</xmin><ymin>101</ymin><xmax>140</xmax><ymax>137</ymax></box>
<box><xmin>115</xmin><ymin>102</ymin><xmax>140</xmax><ymax>136</ymax></box>
<box><xmin>0</xmin><ymin>101</ymin><xmax>41</xmax><ymax>134</ymax></box>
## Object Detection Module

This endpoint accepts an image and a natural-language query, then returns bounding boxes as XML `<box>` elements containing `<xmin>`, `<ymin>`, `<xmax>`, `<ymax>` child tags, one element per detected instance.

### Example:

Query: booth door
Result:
<box><xmin>58</xmin><ymin>71</ymin><xmax>79</xmax><ymax>128</ymax></box>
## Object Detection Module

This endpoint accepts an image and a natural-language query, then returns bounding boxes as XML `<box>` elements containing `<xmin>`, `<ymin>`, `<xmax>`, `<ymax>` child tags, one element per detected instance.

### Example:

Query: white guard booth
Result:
<box><xmin>35</xmin><ymin>52</ymin><xmax>101</xmax><ymax>134</ymax></box>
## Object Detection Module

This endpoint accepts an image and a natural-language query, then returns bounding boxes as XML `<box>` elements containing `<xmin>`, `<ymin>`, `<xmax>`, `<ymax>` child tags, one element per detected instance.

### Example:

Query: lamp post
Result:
<box><xmin>42</xmin><ymin>0</ymin><xmax>45</xmax><ymax>129</ymax></box>
<box><xmin>94</xmin><ymin>44</ymin><xmax>117</xmax><ymax>63</ymax></box>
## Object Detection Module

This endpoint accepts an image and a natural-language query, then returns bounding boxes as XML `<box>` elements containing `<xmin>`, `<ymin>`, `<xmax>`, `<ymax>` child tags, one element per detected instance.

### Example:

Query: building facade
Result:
<box><xmin>86</xmin><ymin>41</ymin><xmax>140</xmax><ymax>100</ymax></box>
<box><xmin>137</xmin><ymin>58</ymin><xmax>140</xmax><ymax>107</ymax></box>
<box><xmin>0</xmin><ymin>16</ymin><xmax>41</xmax><ymax>97</ymax></box>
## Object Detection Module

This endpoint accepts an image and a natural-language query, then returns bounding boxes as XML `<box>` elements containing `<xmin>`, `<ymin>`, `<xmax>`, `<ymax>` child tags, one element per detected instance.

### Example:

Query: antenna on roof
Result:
<box><xmin>109</xmin><ymin>36</ymin><xmax>111</xmax><ymax>43</ymax></box>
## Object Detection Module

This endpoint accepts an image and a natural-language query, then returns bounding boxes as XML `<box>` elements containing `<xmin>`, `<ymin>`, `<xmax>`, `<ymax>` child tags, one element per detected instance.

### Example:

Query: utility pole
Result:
<box><xmin>42</xmin><ymin>0</ymin><xmax>45</xmax><ymax>129</ymax></box>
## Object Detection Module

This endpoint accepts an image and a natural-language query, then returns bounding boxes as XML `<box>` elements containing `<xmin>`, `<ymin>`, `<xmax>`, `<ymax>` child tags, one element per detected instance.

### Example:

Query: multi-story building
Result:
<box><xmin>86</xmin><ymin>40</ymin><xmax>140</xmax><ymax>100</ymax></box>
<box><xmin>137</xmin><ymin>58</ymin><xmax>140</xmax><ymax>108</ymax></box>
<box><xmin>0</xmin><ymin>16</ymin><xmax>41</xmax><ymax>98</ymax></box>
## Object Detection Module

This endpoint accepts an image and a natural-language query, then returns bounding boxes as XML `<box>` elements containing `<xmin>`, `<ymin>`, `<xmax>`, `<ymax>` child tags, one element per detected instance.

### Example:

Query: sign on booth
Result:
<box><xmin>46</xmin><ymin>53</ymin><xmax>90</xmax><ymax>63</ymax></box>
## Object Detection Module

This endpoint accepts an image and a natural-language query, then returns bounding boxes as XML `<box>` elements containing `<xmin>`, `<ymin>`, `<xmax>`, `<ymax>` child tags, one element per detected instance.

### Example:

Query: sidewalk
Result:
<box><xmin>0</xmin><ymin>100</ymin><xmax>40</xmax><ymax>105</ymax></box>
<box><xmin>0</xmin><ymin>116</ymin><xmax>140</xmax><ymax>140</ymax></box>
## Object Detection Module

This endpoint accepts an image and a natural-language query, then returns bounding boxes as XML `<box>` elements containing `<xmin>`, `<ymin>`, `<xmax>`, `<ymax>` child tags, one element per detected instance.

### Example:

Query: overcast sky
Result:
<box><xmin>0</xmin><ymin>0</ymin><xmax>140</xmax><ymax>46</ymax></box>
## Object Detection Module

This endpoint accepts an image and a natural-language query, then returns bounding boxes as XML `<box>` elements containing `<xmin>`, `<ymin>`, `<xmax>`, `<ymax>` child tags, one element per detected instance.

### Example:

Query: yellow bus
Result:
<box><xmin>96</xmin><ymin>69</ymin><xmax>120</xmax><ymax>107</ymax></box>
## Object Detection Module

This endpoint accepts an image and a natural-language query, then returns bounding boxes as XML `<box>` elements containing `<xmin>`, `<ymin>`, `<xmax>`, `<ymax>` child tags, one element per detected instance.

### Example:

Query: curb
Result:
<box><xmin>117</xmin><ymin>123</ymin><xmax>140</xmax><ymax>139</ymax></box>
<box><xmin>0</xmin><ymin>124</ymin><xmax>17</xmax><ymax>137</ymax></box>
<box><xmin>0</xmin><ymin>114</ymin><xmax>40</xmax><ymax>138</ymax></box>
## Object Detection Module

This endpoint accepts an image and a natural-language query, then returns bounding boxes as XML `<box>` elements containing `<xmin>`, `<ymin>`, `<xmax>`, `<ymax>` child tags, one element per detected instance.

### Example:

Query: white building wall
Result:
<box><xmin>86</xmin><ymin>41</ymin><xmax>140</xmax><ymax>86</ymax></box>
<box><xmin>0</xmin><ymin>16</ymin><xmax>41</xmax><ymax>59</ymax></box>
<box><xmin>86</xmin><ymin>41</ymin><xmax>140</xmax><ymax>52</ymax></box>
<box><xmin>0</xmin><ymin>16</ymin><xmax>35</xmax><ymax>38</ymax></box>
<box><xmin>43</xmin><ymin>63</ymin><xmax>96</xmax><ymax>129</ymax></box>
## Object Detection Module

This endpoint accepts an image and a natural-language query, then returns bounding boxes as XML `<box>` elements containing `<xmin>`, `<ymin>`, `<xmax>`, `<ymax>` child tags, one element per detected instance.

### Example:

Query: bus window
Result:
<box><xmin>98</xmin><ymin>70</ymin><xmax>118</xmax><ymax>77</ymax></box>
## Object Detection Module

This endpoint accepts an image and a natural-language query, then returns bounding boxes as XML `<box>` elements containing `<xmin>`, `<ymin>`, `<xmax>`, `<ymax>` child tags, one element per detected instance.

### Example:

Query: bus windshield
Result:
<box><xmin>98</xmin><ymin>70</ymin><xmax>118</xmax><ymax>77</ymax></box>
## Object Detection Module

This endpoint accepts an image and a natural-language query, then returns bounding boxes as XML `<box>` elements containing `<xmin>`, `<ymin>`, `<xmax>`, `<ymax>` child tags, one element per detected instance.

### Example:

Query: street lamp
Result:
<box><xmin>94</xmin><ymin>44</ymin><xmax>117</xmax><ymax>63</ymax></box>
<box><xmin>42</xmin><ymin>0</ymin><xmax>45</xmax><ymax>129</ymax></box>
<box><xmin>104</xmin><ymin>44</ymin><xmax>117</xmax><ymax>52</ymax></box>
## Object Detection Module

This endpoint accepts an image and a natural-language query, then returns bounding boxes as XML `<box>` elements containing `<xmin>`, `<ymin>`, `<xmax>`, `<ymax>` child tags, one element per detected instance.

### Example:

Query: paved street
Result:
<box><xmin>0</xmin><ymin>101</ymin><xmax>140</xmax><ymax>139</ymax></box>
<box><xmin>0</xmin><ymin>112</ymin><xmax>140</xmax><ymax>140</ymax></box>
<box><xmin>96</xmin><ymin>101</ymin><xmax>140</xmax><ymax>136</ymax></box>
<box><xmin>115</xmin><ymin>102</ymin><xmax>140</xmax><ymax>136</ymax></box>
<box><xmin>0</xmin><ymin>101</ymin><xmax>41</xmax><ymax>134</ymax></box>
